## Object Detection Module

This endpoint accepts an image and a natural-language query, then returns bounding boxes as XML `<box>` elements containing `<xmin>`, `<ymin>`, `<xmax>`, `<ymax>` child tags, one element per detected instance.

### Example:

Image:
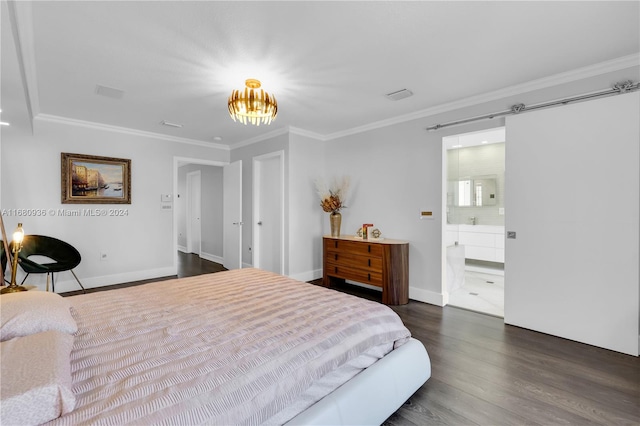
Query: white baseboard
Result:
<box><xmin>342</xmin><ymin>283</ymin><xmax>444</xmax><ymax>307</ymax></box>
<box><xmin>289</xmin><ymin>269</ymin><xmax>323</xmax><ymax>283</ymax></box>
<box><xmin>409</xmin><ymin>286</ymin><xmax>446</xmax><ymax>307</ymax></box>
<box><xmin>314</xmin><ymin>267</ymin><xmax>445</xmax><ymax>306</ymax></box>
<box><xmin>177</xmin><ymin>245</ymin><xmax>187</xmax><ymax>253</ymax></box>
<box><xmin>200</xmin><ymin>252</ymin><xmax>223</xmax><ymax>265</ymax></box>
<box><xmin>27</xmin><ymin>266</ymin><xmax>178</xmax><ymax>293</ymax></box>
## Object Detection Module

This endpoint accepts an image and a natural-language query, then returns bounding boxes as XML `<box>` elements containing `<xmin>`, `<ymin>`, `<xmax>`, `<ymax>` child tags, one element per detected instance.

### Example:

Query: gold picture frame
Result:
<box><xmin>61</xmin><ymin>153</ymin><xmax>131</xmax><ymax>204</ymax></box>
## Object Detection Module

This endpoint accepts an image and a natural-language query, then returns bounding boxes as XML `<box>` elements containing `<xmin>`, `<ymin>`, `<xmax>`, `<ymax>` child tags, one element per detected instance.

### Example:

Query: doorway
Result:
<box><xmin>442</xmin><ymin>127</ymin><xmax>506</xmax><ymax>317</ymax></box>
<box><xmin>173</xmin><ymin>157</ymin><xmax>230</xmax><ymax>274</ymax></box>
<box><xmin>252</xmin><ymin>151</ymin><xmax>284</xmax><ymax>274</ymax></box>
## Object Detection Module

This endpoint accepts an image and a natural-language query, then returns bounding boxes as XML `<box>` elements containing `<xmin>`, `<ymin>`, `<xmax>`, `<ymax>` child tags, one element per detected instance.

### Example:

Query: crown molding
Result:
<box><xmin>229</xmin><ymin>126</ymin><xmax>291</xmax><ymax>149</ymax></box>
<box><xmin>322</xmin><ymin>54</ymin><xmax>640</xmax><ymax>141</ymax></box>
<box><xmin>229</xmin><ymin>126</ymin><xmax>326</xmax><ymax>150</ymax></box>
<box><xmin>288</xmin><ymin>126</ymin><xmax>326</xmax><ymax>141</ymax></box>
<box><xmin>35</xmin><ymin>114</ymin><xmax>230</xmax><ymax>150</ymax></box>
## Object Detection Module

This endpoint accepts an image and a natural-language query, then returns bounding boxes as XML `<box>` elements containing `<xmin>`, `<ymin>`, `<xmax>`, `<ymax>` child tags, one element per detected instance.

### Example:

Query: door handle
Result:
<box><xmin>257</xmin><ymin>221</ymin><xmax>263</xmax><ymax>225</ymax></box>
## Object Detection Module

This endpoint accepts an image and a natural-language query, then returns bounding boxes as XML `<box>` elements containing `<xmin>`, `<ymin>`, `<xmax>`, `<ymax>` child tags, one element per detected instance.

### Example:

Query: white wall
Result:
<box><xmin>1</xmin><ymin>117</ymin><xmax>228</xmax><ymax>292</ymax></box>
<box><xmin>177</xmin><ymin>163</ymin><xmax>224</xmax><ymax>262</ymax></box>
<box><xmin>504</xmin><ymin>92</ymin><xmax>639</xmax><ymax>356</ymax></box>
<box><xmin>287</xmin><ymin>132</ymin><xmax>325</xmax><ymax>281</ymax></box>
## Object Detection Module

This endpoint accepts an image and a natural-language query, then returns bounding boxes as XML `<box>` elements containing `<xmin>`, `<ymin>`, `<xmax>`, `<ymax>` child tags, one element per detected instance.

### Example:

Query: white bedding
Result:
<box><xmin>47</xmin><ymin>268</ymin><xmax>412</xmax><ymax>425</ymax></box>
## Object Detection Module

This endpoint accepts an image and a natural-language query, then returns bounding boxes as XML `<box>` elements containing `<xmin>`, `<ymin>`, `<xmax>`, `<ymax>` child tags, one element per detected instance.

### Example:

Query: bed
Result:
<box><xmin>1</xmin><ymin>268</ymin><xmax>431</xmax><ymax>425</ymax></box>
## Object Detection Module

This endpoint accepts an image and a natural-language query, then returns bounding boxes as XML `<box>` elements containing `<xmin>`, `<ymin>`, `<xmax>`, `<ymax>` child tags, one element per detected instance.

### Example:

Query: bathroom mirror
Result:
<box><xmin>474</xmin><ymin>175</ymin><xmax>497</xmax><ymax>206</ymax></box>
<box><xmin>449</xmin><ymin>175</ymin><xmax>497</xmax><ymax>207</ymax></box>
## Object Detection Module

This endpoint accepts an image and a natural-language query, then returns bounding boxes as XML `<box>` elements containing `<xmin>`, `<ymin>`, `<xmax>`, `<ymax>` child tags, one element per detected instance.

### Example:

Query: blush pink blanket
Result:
<box><xmin>48</xmin><ymin>269</ymin><xmax>410</xmax><ymax>425</ymax></box>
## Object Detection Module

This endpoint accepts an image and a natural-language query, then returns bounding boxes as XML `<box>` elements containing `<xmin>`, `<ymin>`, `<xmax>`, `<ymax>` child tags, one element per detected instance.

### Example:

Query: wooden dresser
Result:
<box><xmin>322</xmin><ymin>236</ymin><xmax>409</xmax><ymax>305</ymax></box>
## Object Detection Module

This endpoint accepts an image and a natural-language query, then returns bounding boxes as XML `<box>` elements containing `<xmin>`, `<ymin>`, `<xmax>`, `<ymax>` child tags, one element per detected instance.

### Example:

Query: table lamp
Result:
<box><xmin>1</xmin><ymin>223</ymin><xmax>27</xmax><ymax>294</ymax></box>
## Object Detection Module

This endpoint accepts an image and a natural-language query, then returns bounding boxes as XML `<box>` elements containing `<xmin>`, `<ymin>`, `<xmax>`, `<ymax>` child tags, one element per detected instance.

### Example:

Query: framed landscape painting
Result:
<box><xmin>61</xmin><ymin>153</ymin><xmax>131</xmax><ymax>204</ymax></box>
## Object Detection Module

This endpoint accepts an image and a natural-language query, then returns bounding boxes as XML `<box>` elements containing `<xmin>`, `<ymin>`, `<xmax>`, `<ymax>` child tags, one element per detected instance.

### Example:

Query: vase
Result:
<box><xmin>329</xmin><ymin>211</ymin><xmax>342</xmax><ymax>237</ymax></box>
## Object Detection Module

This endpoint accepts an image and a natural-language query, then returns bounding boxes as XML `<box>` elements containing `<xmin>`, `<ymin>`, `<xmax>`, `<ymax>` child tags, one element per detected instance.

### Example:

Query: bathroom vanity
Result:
<box><xmin>446</xmin><ymin>225</ymin><xmax>504</xmax><ymax>263</ymax></box>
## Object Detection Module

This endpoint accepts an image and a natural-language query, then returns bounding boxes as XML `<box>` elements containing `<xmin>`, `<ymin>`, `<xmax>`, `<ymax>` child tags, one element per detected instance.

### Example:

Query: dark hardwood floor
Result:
<box><xmin>64</xmin><ymin>255</ymin><xmax>640</xmax><ymax>425</ymax></box>
<box><xmin>316</xmin><ymin>281</ymin><xmax>640</xmax><ymax>426</ymax></box>
<box><xmin>176</xmin><ymin>252</ymin><xmax>228</xmax><ymax>277</ymax></box>
<box><xmin>60</xmin><ymin>251</ymin><xmax>227</xmax><ymax>296</ymax></box>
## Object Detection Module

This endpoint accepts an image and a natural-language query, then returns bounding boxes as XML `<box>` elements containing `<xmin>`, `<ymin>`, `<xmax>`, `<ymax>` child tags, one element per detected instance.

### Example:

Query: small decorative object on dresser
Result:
<box><xmin>323</xmin><ymin>235</ymin><xmax>409</xmax><ymax>305</ymax></box>
<box><xmin>356</xmin><ymin>226</ymin><xmax>383</xmax><ymax>240</ymax></box>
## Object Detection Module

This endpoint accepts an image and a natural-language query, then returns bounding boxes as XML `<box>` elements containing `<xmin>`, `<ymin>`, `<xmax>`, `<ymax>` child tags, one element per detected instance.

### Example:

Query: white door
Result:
<box><xmin>186</xmin><ymin>171</ymin><xmax>201</xmax><ymax>255</ymax></box>
<box><xmin>505</xmin><ymin>92</ymin><xmax>639</xmax><ymax>356</ymax></box>
<box><xmin>223</xmin><ymin>161</ymin><xmax>242</xmax><ymax>270</ymax></box>
<box><xmin>253</xmin><ymin>151</ymin><xmax>284</xmax><ymax>274</ymax></box>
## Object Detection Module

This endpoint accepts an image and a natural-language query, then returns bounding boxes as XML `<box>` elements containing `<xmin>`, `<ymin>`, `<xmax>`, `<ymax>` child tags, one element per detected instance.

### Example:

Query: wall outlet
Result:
<box><xmin>100</xmin><ymin>252</ymin><xmax>108</xmax><ymax>261</ymax></box>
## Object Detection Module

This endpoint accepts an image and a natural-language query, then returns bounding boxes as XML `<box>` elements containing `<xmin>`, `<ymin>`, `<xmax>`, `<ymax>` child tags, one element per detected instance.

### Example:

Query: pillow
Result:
<box><xmin>0</xmin><ymin>330</ymin><xmax>76</xmax><ymax>425</ymax></box>
<box><xmin>1</xmin><ymin>291</ymin><xmax>77</xmax><ymax>341</ymax></box>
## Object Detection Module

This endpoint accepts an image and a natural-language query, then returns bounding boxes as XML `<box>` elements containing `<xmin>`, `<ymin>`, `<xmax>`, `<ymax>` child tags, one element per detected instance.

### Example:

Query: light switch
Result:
<box><xmin>161</xmin><ymin>194</ymin><xmax>172</xmax><ymax>202</ymax></box>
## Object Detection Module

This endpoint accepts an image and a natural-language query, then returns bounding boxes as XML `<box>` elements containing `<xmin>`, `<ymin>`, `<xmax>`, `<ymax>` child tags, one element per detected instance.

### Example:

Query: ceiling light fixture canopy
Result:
<box><xmin>228</xmin><ymin>79</ymin><xmax>278</xmax><ymax>126</ymax></box>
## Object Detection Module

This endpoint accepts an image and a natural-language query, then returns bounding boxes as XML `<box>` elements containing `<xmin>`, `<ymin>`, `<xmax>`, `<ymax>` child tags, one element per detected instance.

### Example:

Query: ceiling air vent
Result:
<box><xmin>160</xmin><ymin>120</ymin><xmax>183</xmax><ymax>128</ymax></box>
<box><xmin>385</xmin><ymin>89</ymin><xmax>413</xmax><ymax>101</ymax></box>
<box><xmin>95</xmin><ymin>84</ymin><xmax>125</xmax><ymax>99</ymax></box>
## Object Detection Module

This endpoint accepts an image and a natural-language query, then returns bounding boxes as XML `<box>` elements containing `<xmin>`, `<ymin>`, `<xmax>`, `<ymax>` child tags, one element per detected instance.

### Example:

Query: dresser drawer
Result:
<box><xmin>325</xmin><ymin>239</ymin><xmax>383</xmax><ymax>257</ymax></box>
<box><xmin>325</xmin><ymin>251</ymin><xmax>383</xmax><ymax>271</ymax></box>
<box><xmin>325</xmin><ymin>262</ymin><xmax>383</xmax><ymax>287</ymax></box>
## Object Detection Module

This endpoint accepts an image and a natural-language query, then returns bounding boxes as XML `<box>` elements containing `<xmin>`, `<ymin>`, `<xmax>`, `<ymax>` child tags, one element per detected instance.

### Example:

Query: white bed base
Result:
<box><xmin>285</xmin><ymin>338</ymin><xmax>431</xmax><ymax>425</ymax></box>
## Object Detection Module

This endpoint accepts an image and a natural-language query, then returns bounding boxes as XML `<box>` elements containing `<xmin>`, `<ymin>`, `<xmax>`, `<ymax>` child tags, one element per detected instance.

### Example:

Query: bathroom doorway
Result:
<box><xmin>442</xmin><ymin>127</ymin><xmax>505</xmax><ymax>317</ymax></box>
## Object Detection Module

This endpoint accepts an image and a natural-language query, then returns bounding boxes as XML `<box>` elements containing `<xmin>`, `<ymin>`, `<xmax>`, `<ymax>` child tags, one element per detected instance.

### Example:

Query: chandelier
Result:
<box><xmin>228</xmin><ymin>79</ymin><xmax>278</xmax><ymax>126</ymax></box>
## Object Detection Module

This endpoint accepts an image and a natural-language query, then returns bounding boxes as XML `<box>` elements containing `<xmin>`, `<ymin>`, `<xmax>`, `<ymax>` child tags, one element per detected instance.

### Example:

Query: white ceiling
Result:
<box><xmin>2</xmin><ymin>1</ymin><xmax>639</xmax><ymax>147</ymax></box>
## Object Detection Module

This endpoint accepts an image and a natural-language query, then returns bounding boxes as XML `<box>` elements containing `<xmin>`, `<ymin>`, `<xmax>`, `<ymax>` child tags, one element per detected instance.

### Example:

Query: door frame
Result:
<box><xmin>173</xmin><ymin>157</ymin><xmax>227</xmax><ymax>275</ymax></box>
<box><xmin>252</xmin><ymin>150</ymin><xmax>285</xmax><ymax>274</ymax></box>
<box><xmin>186</xmin><ymin>170</ymin><xmax>202</xmax><ymax>255</ymax></box>
<box><xmin>440</xmin><ymin>126</ymin><xmax>506</xmax><ymax>309</ymax></box>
